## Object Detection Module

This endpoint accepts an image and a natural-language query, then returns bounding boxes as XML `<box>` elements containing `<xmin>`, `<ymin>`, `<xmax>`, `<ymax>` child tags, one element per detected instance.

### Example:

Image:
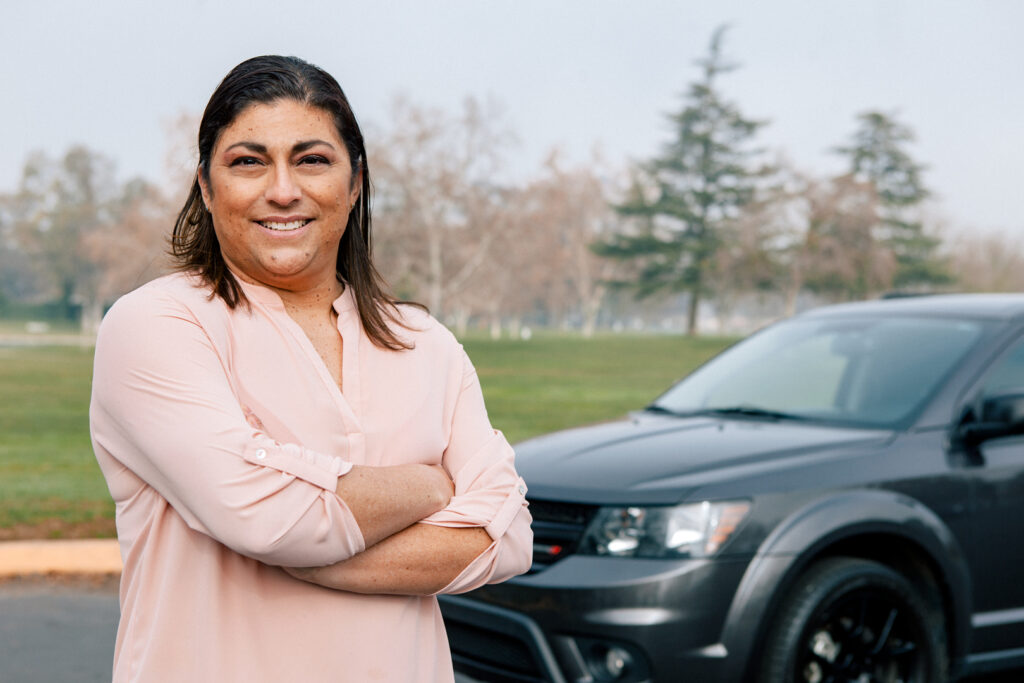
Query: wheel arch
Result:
<box><xmin>719</xmin><ymin>489</ymin><xmax>972</xmax><ymax>681</ymax></box>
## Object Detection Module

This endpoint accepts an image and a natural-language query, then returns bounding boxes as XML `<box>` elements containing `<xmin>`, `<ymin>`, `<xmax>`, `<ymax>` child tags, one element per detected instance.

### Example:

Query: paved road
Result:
<box><xmin>0</xmin><ymin>579</ymin><xmax>1020</xmax><ymax>682</ymax></box>
<box><xmin>0</xmin><ymin>580</ymin><xmax>119</xmax><ymax>683</ymax></box>
<box><xmin>0</xmin><ymin>578</ymin><xmax>481</xmax><ymax>683</ymax></box>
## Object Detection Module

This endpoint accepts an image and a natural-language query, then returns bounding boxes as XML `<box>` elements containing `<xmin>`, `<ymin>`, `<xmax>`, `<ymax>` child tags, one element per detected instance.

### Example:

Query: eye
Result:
<box><xmin>298</xmin><ymin>154</ymin><xmax>330</xmax><ymax>166</ymax></box>
<box><xmin>230</xmin><ymin>156</ymin><xmax>262</xmax><ymax>167</ymax></box>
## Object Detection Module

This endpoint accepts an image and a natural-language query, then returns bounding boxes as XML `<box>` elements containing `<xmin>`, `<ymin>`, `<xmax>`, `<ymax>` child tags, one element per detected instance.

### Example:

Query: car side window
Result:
<box><xmin>980</xmin><ymin>339</ymin><xmax>1024</xmax><ymax>398</ymax></box>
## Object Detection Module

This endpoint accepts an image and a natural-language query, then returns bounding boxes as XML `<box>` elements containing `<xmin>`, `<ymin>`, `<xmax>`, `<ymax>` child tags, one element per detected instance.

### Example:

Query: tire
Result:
<box><xmin>757</xmin><ymin>557</ymin><xmax>948</xmax><ymax>683</ymax></box>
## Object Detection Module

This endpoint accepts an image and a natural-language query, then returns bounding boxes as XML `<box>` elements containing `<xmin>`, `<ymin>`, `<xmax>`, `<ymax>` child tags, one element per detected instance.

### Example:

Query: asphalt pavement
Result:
<box><xmin>0</xmin><ymin>540</ymin><xmax>1018</xmax><ymax>682</ymax></box>
<box><xmin>0</xmin><ymin>577</ymin><xmax>481</xmax><ymax>683</ymax></box>
<box><xmin>0</xmin><ymin>578</ymin><xmax>119</xmax><ymax>683</ymax></box>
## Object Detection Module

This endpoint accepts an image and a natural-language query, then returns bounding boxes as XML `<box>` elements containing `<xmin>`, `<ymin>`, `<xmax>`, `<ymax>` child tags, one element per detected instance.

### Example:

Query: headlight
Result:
<box><xmin>578</xmin><ymin>501</ymin><xmax>750</xmax><ymax>559</ymax></box>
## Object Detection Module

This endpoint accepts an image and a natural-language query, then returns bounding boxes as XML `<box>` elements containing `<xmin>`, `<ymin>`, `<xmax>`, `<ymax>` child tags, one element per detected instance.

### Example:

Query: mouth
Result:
<box><xmin>256</xmin><ymin>219</ymin><xmax>313</xmax><ymax>232</ymax></box>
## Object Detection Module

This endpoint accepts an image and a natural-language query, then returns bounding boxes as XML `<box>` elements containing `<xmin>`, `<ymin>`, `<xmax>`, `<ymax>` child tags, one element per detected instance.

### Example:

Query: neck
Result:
<box><xmin>275</xmin><ymin>279</ymin><xmax>344</xmax><ymax>314</ymax></box>
<box><xmin>224</xmin><ymin>263</ymin><xmax>343</xmax><ymax>313</ymax></box>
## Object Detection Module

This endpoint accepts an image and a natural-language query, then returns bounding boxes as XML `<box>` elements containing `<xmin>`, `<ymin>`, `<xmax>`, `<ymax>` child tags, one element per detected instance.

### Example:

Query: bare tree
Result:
<box><xmin>807</xmin><ymin>174</ymin><xmax>896</xmax><ymax>301</ymax></box>
<box><xmin>1</xmin><ymin>143</ymin><xmax>180</xmax><ymax>331</ymax></box>
<box><xmin>83</xmin><ymin>178</ymin><xmax>174</xmax><ymax>313</ymax></box>
<box><xmin>0</xmin><ymin>191</ymin><xmax>48</xmax><ymax>305</ymax></box>
<box><xmin>162</xmin><ymin>111</ymin><xmax>201</xmax><ymax>204</ymax></box>
<box><xmin>709</xmin><ymin>169</ymin><xmax>794</xmax><ymax>322</ymax></box>
<box><xmin>947</xmin><ymin>229</ymin><xmax>1024</xmax><ymax>292</ymax></box>
<box><xmin>519</xmin><ymin>151</ymin><xmax>626</xmax><ymax>336</ymax></box>
<box><xmin>727</xmin><ymin>163</ymin><xmax>905</xmax><ymax>316</ymax></box>
<box><xmin>6</xmin><ymin>147</ymin><xmax>118</xmax><ymax>330</ymax></box>
<box><xmin>370</xmin><ymin>95</ymin><xmax>516</xmax><ymax>321</ymax></box>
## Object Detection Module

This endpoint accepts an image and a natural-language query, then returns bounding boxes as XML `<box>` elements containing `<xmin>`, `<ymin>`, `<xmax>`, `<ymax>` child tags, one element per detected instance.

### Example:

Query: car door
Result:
<box><xmin>962</xmin><ymin>333</ymin><xmax>1024</xmax><ymax>654</ymax></box>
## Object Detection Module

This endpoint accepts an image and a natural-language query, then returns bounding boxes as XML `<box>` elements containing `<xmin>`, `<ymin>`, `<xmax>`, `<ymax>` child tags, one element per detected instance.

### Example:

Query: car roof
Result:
<box><xmin>799</xmin><ymin>293</ymin><xmax>1024</xmax><ymax>322</ymax></box>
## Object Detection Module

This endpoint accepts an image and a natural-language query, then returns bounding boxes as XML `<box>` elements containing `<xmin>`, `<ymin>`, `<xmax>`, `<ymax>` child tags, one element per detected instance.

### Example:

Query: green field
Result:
<box><xmin>0</xmin><ymin>334</ymin><xmax>734</xmax><ymax>538</ymax></box>
<box><xmin>0</xmin><ymin>345</ymin><xmax>111</xmax><ymax>538</ymax></box>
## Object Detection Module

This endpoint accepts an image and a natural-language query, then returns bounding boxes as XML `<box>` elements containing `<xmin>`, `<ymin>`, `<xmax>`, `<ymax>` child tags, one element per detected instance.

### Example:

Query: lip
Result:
<box><xmin>257</xmin><ymin>215</ymin><xmax>313</xmax><ymax>223</ymax></box>
<box><xmin>252</xmin><ymin>217</ymin><xmax>314</xmax><ymax>236</ymax></box>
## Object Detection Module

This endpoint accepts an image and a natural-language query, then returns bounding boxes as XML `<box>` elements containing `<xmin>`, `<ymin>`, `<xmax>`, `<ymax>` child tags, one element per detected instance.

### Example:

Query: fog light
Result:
<box><xmin>572</xmin><ymin>637</ymin><xmax>649</xmax><ymax>682</ymax></box>
<box><xmin>604</xmin><ymin>646</ymin><xmax>633</xmax><ymax>678</ymax></box>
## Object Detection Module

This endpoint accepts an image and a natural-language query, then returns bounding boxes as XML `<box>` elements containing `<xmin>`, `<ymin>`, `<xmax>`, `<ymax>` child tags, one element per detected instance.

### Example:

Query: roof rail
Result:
<box><xmin>879</xmin><ymin>291</ymin><xmax>941</xmax><ymax>300</ymax></box>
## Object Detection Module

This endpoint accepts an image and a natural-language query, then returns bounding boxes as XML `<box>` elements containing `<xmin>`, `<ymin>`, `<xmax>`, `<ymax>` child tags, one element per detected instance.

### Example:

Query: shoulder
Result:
<box><xmin>110</xmin><ymin>271</ymin><xmax>210</xmax><ymax>307</ymax></box>
<box><xmin>93</xmin><ymin>274</ymin><xmax>219</xmax><ymax>376</ymax></box>
<box><xmin>381</xmin><ymin>304</ymin><xmax>474</xmax><ymax>380</ymax></box>
<box><xmin>390</xmin><ymin>303</ymin><xmax>460</xmax><ymax>352</ymax></box>
<box><xmin>99</xmin><ymin>272</ymin><xmax>223</xmax><ymax>336</ymax></box>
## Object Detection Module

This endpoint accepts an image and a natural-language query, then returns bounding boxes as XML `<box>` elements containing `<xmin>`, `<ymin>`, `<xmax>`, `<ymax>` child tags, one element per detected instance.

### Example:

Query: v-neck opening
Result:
<box><xmin>237</xmin><ymin>279</ymin><xmax>362</xmax><ymax>434</ymax></box>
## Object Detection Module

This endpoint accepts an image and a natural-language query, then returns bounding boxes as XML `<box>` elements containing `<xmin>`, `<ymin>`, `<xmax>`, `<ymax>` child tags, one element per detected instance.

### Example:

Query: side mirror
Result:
<box><xmin>958</xmin><ymin>392</ymin><xmax>1024</xmax><ymax>447</ymax></box>
<box><xmin>981</xmin><ymin>392</ymin><xmax>1024</xmax><ymax>425</ymax></box>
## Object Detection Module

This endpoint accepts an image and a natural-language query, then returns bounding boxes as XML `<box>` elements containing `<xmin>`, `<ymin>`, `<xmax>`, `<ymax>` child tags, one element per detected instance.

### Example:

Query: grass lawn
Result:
<box><xmin>0</xmin><ymin>345</ymin><xmax>111</xmax><ymax>538</ymax></box>
<box><xmin>0</xmin><ymin>333</ymin><xmax>735</xmax><ymax>538</ymax></box>
<box><xmin>463</xmin><ymin>333</ymin><xmax>733</xmax><ymax>443</ymax></box>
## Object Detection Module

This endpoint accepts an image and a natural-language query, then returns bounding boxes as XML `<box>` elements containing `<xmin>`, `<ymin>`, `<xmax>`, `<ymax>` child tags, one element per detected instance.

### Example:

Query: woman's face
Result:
<box><xmin>198</xmin><ymin>99</ymin><xmax>360</xmax><ymax>294</ymax></box>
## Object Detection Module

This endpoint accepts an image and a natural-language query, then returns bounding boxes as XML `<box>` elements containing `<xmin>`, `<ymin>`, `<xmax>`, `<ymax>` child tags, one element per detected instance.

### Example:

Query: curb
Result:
<box><xmin>0</xmin><ymin>539</ymin><xmax>122</xmax><ymax>579</ymax></box>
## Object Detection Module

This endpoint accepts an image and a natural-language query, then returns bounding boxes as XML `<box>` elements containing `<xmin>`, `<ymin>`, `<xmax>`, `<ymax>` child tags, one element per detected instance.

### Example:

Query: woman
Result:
<box><xmin>90</xmin><ymin>55</ymin><xmax>532</xmax><ymax>682</ymax></box>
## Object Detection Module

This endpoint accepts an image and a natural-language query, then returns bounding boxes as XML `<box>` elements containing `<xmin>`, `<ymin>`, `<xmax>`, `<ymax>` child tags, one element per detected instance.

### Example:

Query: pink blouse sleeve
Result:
<box><xmin>420</xmin><ymin>349</ymin><xmax>533</xmax><ymax>594</ymax></box>
<box><xmin>89</xmin><ymin>289</ymin><xmax>365</xmax><ymax>567</ymax></box>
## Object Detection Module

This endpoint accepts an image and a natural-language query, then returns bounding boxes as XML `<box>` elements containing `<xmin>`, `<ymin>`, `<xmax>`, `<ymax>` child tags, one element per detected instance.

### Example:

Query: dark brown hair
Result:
<box><xmin>171</xmin><ymin>55</ymin><xmax>420</xmax><ymax>350</ymax></box>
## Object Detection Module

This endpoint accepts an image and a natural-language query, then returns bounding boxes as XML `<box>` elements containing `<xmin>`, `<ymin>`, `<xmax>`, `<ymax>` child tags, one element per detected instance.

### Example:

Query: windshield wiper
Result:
<box><xmin>643</xmin><ymin>404</ymin><xmax>687</xmax><ymax>417</ymax></box>
<box><xmin>644</xmin><ymin>404</ymin><xmax>812</xmax><ymax>422</ymax></box>
<box><xmin>701</xmin><ymin>406</ymin><xmax>811</xmax><ymax>421</ymax></box>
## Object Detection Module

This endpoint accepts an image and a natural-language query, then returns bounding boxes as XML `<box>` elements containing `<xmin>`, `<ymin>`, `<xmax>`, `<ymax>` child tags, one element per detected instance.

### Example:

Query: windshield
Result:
<box><xmin>652</xmin><ymin>315</ymin><xmax>987</xmax><ymax>428</ymax></box>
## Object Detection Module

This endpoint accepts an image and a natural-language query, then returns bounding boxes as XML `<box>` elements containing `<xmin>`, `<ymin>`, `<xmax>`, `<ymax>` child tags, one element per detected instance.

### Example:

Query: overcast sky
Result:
<box><xmin>3</xmin><ymin>0</ymin><xmax>1021</xmax><ymax>236</ymax></box>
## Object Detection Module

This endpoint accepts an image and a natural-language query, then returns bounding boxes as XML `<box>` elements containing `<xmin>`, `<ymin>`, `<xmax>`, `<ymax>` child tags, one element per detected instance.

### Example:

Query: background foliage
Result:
<box><xmin>0</xmin><ymin>30</ymin><xmax>1010</xmax><ymax>340</ymax></box>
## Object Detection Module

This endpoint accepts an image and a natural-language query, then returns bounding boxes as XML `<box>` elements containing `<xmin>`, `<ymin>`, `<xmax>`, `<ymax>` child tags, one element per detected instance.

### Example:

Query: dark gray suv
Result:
<box><xmin>440</xmin><ymin>294</ymin><xmax>1024</xmax><ymax>682</ymax></box>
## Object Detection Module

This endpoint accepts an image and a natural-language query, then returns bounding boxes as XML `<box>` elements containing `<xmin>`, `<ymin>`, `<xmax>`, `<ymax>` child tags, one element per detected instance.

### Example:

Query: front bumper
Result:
<box><xmin>440</xmin><ymin>554</ymin><xmax>752</xmax><ymax>682</ymax></box>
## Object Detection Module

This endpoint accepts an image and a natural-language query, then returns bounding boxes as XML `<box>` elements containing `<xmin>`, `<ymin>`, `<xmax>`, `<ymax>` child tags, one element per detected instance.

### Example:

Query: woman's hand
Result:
<box><xmin>286</xmin><ymin>466</ymin><xmax>483</xmax><ymax>595</ymax></box>
<box><xmin>334</xmin><ymin>463</ymin><xmax>454</xmax><ymax>549</ymax></box>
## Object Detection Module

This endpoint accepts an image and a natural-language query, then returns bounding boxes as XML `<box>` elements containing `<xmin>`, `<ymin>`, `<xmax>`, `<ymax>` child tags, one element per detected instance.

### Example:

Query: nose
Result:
<box><xmin>264</xmin><ymin>165</ymin><xmax>302</xmax><ymax>206</ymax></box>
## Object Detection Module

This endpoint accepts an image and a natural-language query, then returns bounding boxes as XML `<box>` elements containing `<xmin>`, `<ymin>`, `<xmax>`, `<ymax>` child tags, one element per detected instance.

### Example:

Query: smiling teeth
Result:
<box><xmin>259</xmin><ymin>220</ymin><xmax>309</xmax><ymax>231</ymax></box>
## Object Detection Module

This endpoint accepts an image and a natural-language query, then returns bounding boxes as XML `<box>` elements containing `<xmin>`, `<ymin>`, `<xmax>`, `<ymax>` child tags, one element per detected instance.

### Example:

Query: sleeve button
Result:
<box><xmin>256</xmin><ymin>449</ymin><xmax>267</xmax><ymax>460</ymax></box>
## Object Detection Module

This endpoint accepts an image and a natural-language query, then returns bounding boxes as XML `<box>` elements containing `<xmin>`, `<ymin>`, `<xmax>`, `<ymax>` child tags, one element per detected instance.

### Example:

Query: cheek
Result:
<box><xmin>313</xmin><ymin>189</ymin><xmax>352</xmax><ymax>224</ymax></box>
<box><xmin>212</xmin><ymin>178</ymin><xmax>255</xmax><ymax>215</ymax></box>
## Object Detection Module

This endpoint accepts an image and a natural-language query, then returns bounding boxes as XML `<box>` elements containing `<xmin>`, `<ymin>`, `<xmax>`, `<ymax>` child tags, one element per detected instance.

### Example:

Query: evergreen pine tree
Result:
<box><xmin>835</xmin><ymin>111</ymin><xmax>950</xmax><ymax>289</ymax></box>
<box><xmin>595</xmin><ymin>27</ymin><xmax>767</xmax><ymax>335</ymax></box>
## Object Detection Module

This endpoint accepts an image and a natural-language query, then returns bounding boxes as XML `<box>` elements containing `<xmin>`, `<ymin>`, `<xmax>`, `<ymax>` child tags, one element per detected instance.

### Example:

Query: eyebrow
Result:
<box><xmin>223</xmin><ymin>139</ymin><xmax>337</xmax><ymax>155</ymax></box>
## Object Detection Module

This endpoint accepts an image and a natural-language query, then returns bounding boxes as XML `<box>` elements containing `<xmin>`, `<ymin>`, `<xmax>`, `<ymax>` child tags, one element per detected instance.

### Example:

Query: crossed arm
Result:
<box><xmin>286</xmin><ymin>520</ymin><xmax>493</xmax><ymax>595</ymax></box>
<box><xmin>295</xmin><ymin>462</ymin><xmax>494</xmax><ymax>595</ymax></box>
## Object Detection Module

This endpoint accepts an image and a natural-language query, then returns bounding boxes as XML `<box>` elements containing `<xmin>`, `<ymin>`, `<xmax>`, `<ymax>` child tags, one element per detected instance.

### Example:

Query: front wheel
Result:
<box><xmin>758</xmin><ymin>557</ymin><xmax>948</xmax><ymax>683</ymax></box>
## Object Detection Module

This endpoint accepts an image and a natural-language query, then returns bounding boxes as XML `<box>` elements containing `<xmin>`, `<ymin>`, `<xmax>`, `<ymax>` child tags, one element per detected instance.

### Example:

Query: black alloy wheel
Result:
<box><xmin>758</xmin><ymin>557</ymin><xmax>948</xmax><ymax>683</ymax></box>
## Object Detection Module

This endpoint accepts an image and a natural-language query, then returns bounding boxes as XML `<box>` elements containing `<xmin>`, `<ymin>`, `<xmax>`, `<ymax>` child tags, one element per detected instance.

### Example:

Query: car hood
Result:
<box><xmin>514</xmin><ymin>413</ymin><xmax>892</xmax><ymax>505</ymax></box>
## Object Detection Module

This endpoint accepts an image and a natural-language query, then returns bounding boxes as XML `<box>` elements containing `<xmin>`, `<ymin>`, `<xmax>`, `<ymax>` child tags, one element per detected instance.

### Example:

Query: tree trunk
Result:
<box><xmin>427</xmin><ymin>232</ymin><xmax>443</xmax><ymax>316</ymax></box>
<box><xmin>452</xmin><ymin>307</ymin><xmax>470</xmax><ymax>337</ymax></box>
<box><xmin>60</xmin><ymin>280</ymin><xmax>76</xmax><ymax>322</ymax></box>
<box><xmin>81</xmin><ymin>298</ymin><xmax>103</xmax><ymax>334</ymax></box>
<box><xmin>580</xmin><ymin>286</ymin><xmax>605</xmax><ymax>338</ymax></box>
<box><xmin>686</xmin><ymin>289</ymin><xmax>700</xmax><ymax>336</ymax></box>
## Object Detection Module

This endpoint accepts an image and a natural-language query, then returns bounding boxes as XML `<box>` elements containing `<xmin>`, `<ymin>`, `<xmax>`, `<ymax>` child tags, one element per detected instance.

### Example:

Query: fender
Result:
<box><xmin>716</xmin><ymin>489</ymin><xmax>972</xmax><ymax>681</ymax></box>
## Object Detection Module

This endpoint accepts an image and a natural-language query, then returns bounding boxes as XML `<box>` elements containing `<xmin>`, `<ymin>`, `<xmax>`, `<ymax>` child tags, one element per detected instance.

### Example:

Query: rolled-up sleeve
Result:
<box><xmin>90</xmin><ymin>290</ymin><xmax>365</xmax><ymax>567</ymax></box>
<box><xmin>420</xmin><ymin>349</ymin><xmax>533</xmax><ymax>594</ymax></box>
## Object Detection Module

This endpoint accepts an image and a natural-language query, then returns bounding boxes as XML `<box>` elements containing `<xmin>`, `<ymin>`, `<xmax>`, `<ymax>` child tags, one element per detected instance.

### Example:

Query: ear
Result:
<box><xmin>197</xmin><ymin>168</ymin><xmax>212</xmax><ymax>210</ymax></box>
<box><xmin>349</xmin><ymin>166</ymin><xmax>362</xmax><ymax>209</ymax></box>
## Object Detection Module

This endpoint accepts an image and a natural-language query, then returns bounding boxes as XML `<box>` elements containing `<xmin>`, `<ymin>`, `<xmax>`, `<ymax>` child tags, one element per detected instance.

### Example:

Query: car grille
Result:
<box><xmin>446</xmin><ymin>618</ymin><xmax>546</xmax><ymax>681</ymax></box>
<box><xmin>527</xmin><ymin>498</ymin><xmax>597</xmax><ymax>572</ymax></box>
<box><xmin>440</xmin><ymin>594</ymin><xmax>563</xmax><ymax>683</ymax></box>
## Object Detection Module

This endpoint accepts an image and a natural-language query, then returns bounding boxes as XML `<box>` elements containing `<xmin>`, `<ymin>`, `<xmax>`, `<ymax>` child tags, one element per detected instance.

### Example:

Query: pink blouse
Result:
<box><xmin>90</xmin><ymin>272</ymin><xmax>533</xmax><ymax>682</ymax></box>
